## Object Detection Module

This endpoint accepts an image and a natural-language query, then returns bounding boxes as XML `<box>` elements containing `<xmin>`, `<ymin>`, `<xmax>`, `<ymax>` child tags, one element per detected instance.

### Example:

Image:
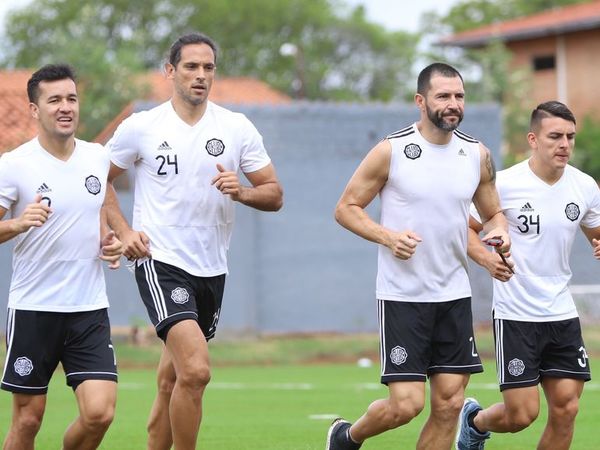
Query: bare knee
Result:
<box><xmin>383</xmin><ymin>396</ymin><xmax>425</xmax><ymax>429</ymax></box>
<box><xmin>177</xmin><ymin>363</ymin><xmax>211</xmax><ymax>391</ymax></box>
<box><xmin>506</xmin><ymin>408</ymin><xmax>538</xmax><ymax>432</ymax></box>
<box><xmin>430</xmin><ymin>390</ymin><xmax>465</xmax><ymax>426</ymax></box>
<box><xmin>13</xmin><ymin>408</ymin><xmax>44</xmax><ymax>437</ymax></box>
<box><xmin>157</xmin><ymin>369</ymin><xmax>176</xmax><ymax>396</ymax></box>
<box><xmin>81</xmin><ymin>405</ymin><xmax>115</xmax><ymax>433</ymax></box>
<box><xmin>549</xmin><ymin>397</ymin><xmax>579</xmax><ymax>424</ymax></box>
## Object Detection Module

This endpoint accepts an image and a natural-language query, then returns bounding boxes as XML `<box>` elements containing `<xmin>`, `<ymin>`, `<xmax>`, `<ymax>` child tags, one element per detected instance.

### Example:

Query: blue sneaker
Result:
<box><xmin>326</xmin><ymin>418</ymin><xmax>361</xmax><ymax>450</ymax></box>
<box><xmin>455</xmin><ymin>398</ymin><xmax>490</xmax><ymax>450</ymax></box>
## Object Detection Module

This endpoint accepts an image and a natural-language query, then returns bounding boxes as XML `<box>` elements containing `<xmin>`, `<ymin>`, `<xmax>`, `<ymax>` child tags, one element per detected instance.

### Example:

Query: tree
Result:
<box><xmin>1</xmin><ymin>0</ymin><xmax>418</xmax><ymax>139</ymax></box>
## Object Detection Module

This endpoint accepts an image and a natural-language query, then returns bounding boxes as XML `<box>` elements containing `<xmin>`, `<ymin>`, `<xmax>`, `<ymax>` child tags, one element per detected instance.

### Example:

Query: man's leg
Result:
<box><xmin>164</xmin><ymin>319</ymin><xmax>211</xmax><ymax>450</ymax></box>
<box><xmin>417</xmin><ymin>373</ymin><xmax>468</xmax><ymax>450</ymax></box>
<box><xmin>348</xmin><ymin>380</ymin><xmax>425</xmax><ymax>443</ymax></box>
<box><xmin>147</xmin><ymin>348</ymin><xmax>176</xmax><ymax>450</ymax></box>
<box><xmin>62</xmin><ymin>379</ymin><xmax>117</xmax><ymax>450</ymax></box>
<box><xmin>473</xmin><ymin>386</ymin><xmax>540</xmax><ymax>433</ymax></box>
<box><xmin>537</xmin><ymin>378</ymin><xmax>583</xmax><ymax>450</ymax></box>
<box><xmin>2</xmin><ymin>393</ymin><xmax>46</xmax><ymax>450</ymax></box>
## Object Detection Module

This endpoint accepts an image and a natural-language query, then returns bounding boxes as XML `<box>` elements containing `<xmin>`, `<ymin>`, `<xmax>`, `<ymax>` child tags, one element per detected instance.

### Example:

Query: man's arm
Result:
<box><xmin>472</xmin><ymin>143</ymin><xmax>510</xmax><ymax>252</ymax></box>
<box><xmin>0</xmin><ymin>196</ymin><xmax>51</xmax><ymax>244</ymax></box>
<box><xmin>581</xmin><ymin>225</ymin><xmax>600</xmax><ymax>260</ymax></box>
<box><xmin>212</xmin><ymin>163</ymin><xmax>283</xmax><ymax>211</ymax></box>
<box><xmin>468</xmin><ymin>215</ymin><xmax>514</xmax><ymax>281</ymax></box>
<box><xmin>335</xmin><ymin>139</ymin><xmax>421</xmax><ymax>260</ymax></box>
<box><xmin>104</xmin><ymin>162</ymin><xmax>151</xmax><ymax>260</ymax></box>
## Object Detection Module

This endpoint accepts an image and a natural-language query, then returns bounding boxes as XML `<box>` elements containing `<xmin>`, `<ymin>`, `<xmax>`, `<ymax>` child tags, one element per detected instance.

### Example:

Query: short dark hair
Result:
<box><xmin>417</xmin><ymin>62</ymin><xmax>463</xmax><ymax>95</ymax></box>
<box><xmin>530</xmin><ymin>101</ymin><xmax>576</xmax><ymax>131</ymax></box>
<box><xmin>27</xmin><ymin>64</ymin><xmax>76</xmax><ymax>104</ymax></box>
<box><xmin>168</xmin><ymin>32</ymin><xmax>218</xmax><ymax>67</ymax></box>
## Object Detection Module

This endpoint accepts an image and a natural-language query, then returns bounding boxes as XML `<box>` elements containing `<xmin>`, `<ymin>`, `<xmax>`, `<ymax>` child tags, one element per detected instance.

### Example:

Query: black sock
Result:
<box><xmin>467</xmin><ymin>411</ymin><xmax>484</xmax><ymax>434</ymax></box>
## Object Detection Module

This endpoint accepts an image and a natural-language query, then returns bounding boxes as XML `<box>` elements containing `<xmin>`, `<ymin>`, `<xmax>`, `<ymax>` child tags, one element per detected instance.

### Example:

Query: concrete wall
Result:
<box><xmin>0</xmin><ymin>101</ymin><xmax>524</xmax><ymax>336</ymax></box>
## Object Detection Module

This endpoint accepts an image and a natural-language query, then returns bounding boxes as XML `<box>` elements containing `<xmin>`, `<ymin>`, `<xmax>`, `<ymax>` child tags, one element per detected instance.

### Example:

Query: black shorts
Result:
<box><xmin>494</xmin><ymin>317</ymin><xmax>591</xmax><ymax>391</ymax></box>
<box><xmin>1</xmin><ymin>308</ymin><xmax>118</xmax><ymax>395</ymax></box>
<box><xmin>378</xmin><ymin>298</ymin><xmax>483</xmax><ymax>384</ymax></box>
<box><xmin>135</xmin><ymin>259</ymin><xmax>226</xmax><ymax>341</ymax></box>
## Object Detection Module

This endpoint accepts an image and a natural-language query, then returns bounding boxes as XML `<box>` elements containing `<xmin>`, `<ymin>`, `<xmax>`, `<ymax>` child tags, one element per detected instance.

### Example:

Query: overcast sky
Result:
<box><xmin>343</xmin><ymin>0</ymin><xmax>460</xmax><ymax>32</ymax></box>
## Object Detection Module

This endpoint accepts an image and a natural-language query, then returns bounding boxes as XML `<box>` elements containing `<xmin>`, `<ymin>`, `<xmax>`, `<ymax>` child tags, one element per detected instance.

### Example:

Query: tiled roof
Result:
<box><xmin>439</xmin><ymin>0</ymin><xmax>600</xmax><ymax>47</ymax></box>
<box><xmin>0</xmin><ymin>71</ymin><xmax>36</xmax><ymax>153</ymax></box>
<box><xmin>0</xmin><ymin>70</ymin><xmax>291</xmax><ymax>152</ymax></box>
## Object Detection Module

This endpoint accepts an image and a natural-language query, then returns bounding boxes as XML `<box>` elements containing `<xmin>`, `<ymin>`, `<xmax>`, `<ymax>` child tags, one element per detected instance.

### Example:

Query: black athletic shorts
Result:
<box><xmin>494</xmin><ymin>317</ymin><xmax>591</xmax><ymax>391</ymax></box>
<box><xmin>1</xmin><ymin>308</ymin><xmax>118</xmax><ymax>395</ymax></box>
<box><xmin>378</xmin><ymin>298</ymin><xmax>483</xmax><ymax>384</ymax></box>
<box><xmin>135</xmin><ymin>258</ymin><xmax>225</xmax><ymax>341</ymax></box>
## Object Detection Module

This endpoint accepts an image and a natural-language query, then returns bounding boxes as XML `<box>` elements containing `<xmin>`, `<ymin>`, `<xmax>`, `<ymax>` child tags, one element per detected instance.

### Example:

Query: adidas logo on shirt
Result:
<box><xmin>520</xmin><ymin>202</ymin><xmax>534</xmax><ymax>212</ymax></box>
<box><xmin>36</xmin><ymin>183</ymin><xmax>52</xmax><ymax>194</ymax></box>
<box><xmin>458</xmin><ymin>148</ymin><xmax>466</xmax><ymax>156</ymax></box>
<box><xmin>157</xmin><ymin>141</ymin><xmax>172</xmax><ymax>151</ymax></box>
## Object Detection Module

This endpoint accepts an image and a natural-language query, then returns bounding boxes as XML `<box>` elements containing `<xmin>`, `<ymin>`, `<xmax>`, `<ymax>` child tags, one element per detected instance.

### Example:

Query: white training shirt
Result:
<box><xmin>0</xmin><ymin>138</ymin><xmax>110</xmax><ymax>312</ymax></box>
<box><xmin>108</xmin><ymin>101</ymin><xmax>271</xmax><ymax>276</ymax></box>
<box><xmin>376</xmin><ymin>124</ymin><xmax>481</xmax><ymax>302</ymax></box>
<box><xmin>480</xmin><ymin>160</ymin><xmax>600</xmax><ymax>321</ymax></box>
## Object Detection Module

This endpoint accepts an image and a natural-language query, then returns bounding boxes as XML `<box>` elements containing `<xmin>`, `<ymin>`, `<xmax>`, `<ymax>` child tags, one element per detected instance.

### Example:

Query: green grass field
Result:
<box><xmin>0</xmin><ymin>337</ymin><xmax>600</xmax><ymax>450</ymax></box>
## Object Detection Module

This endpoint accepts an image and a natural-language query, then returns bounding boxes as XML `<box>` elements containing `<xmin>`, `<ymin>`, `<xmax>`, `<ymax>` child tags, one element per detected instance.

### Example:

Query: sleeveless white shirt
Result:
<box><xmin>376</xmin><ymin>124</ymin><xmax>481</xmax><ymax>302</ymax></box>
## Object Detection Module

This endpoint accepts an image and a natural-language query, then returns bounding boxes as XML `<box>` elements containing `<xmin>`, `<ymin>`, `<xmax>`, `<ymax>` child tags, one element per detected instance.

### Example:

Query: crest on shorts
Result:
<box><xmin>85</xmin><ymin>175</ymin><xmax>101</xmax><ymax>195</ymax></box>
<box><xmin>171</xmin><ymin>287</ymin><xmax>190</xmax><ymax>304</ymax></box>
<box><xmin>404</xmin><ymin>144</ymin><xmax>422</xmax><ymax>160</ymax></box>
<box><xmin>14</xmin><ymin>357</ymin><xmax>33</xmax><ymax>376</ymax></box>
<box><xmin>565</xmin><ymin>202</ymin><xmax>580</xmax><ymax>222</ymax></box>
<box><xmin>206</xmin><ymin>138</ymin><xmax>225</xmax><ymax>157</ymax></box>
<box><xmin>507</xmin><ymin>358</ymin><xmax>525</xmax><ymax>376</ymax></box>
<box><xmin>390</xmin><ymin>346</ymin><xmax>408</xmax><ymax>365</ymax></box>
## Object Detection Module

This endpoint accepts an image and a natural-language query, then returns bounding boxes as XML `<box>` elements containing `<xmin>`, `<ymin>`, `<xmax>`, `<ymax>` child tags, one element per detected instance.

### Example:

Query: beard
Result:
<box><xmin>426</xmin><ymin>105</ymin><xmax>463</xmax><ymax>131</ymax></box>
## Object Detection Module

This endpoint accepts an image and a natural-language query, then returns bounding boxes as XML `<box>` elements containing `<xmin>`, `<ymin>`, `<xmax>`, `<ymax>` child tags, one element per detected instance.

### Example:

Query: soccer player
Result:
<box><xmin>104</xmin><ymin>33</ymin><xmax>283</xmax><ymax>449</ymax></box>
<box><xmin>456</xmin><ymin>101</ymin><xmax>600</xmax><ymax>450</ymax></box>
<box><xmin>0</xmin><ymin>64</ymin><xmax>122</xmax><ymax>450</ymax></box>
<box><xmin>326</xmin><ymin>62</ymin><xmax>510</xmax><ymax>450</ymax></box>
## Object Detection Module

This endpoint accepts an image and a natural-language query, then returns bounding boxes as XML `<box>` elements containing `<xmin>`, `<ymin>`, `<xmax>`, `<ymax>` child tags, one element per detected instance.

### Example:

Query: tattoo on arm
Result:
<box><xmin>485</xmin><ymin>150</ymin><xmax>496</xmax><ymax>182</ymax></box>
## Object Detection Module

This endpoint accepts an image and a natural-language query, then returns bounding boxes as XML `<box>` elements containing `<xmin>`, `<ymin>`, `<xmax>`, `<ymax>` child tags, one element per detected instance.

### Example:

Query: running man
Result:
<box><xmin>457</xmin><ymin>101</ymin><xmax>600</xmax><ymax>450</ymax></box>
<box><xmin>327</xmin><ymin>62</ymin><xmax>510</xmax><ymax>450</ymax></box>
<box><xmin>0</xmin><ymin>64</ymin><xmax>122</xmax><ymax>450</ymax></box>
<box><xmin>104</xmin><ymin>33</ymin><xmax>283</xmax><ymax>449</ymax></box>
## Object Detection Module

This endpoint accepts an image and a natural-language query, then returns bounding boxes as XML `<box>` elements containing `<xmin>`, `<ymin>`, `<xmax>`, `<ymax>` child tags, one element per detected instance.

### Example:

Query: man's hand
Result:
<box><xmin>212</xmin><ymin>163</ymin><xmax>243</xmax><ymax>201</ymax></box>
<box><xmin>100</xmin><ymin>230</ymin><xmax>123</xmax><ymax>269</ymax></box>
<box><xmin>387</xmin><ymin>230</ymin><xmax>422</xmax><ymax>260</ymax></box>
<box><xmin>15</xmin><ymin>194</ymin><xmax>51</xmax><ymax>233</ymax></box>
<box><xmin>481</xmin><ymin>250</ymin><xmax>514</xmax><ymax>282</ymax></box>
<box><xmin>593</xmin><ymin>238</ymin><xmax>600</xmax><ymax>260</ymax></box>
<box><xmin>119</xmin><ymin>228</ymin><xmax>151</xmax><ymax>261</ymax></box>
<box><xmin>481</xmin><ymin>228</ymin><xmax>511</xmax><ymax>254</ymax></box>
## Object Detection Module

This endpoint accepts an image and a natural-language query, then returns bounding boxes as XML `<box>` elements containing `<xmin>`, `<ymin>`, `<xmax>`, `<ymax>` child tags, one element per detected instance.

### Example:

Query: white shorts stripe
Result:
<box><xmin>142</xmin><ymin>259</ymin><xmax>167</xmax><ymax>321</ymax></box>
<box><xmin>495</xmin><ymin>319</ymin><xmax>504</xmax><ymax>384</ymax></box>
<box><xmin>1</xmin><ymin>309</ymin><xmax>16</xmax><ymax>384</ymax></box>
<box><xmin>378</xmin><ymin>300</ymin><xmax>385</xmax><ymax>377</ymax></box>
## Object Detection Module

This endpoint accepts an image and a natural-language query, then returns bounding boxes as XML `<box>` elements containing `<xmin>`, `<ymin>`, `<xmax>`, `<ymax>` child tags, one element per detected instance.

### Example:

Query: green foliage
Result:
<box><xmin>571</xmin><ymin>116</ymin><xmax>600</xmax><ymax>181</ymax></box>
<box><xmin>0</xmin><ymin>0</ymin><xmax>419</xmax><ymax>140</ymax></box>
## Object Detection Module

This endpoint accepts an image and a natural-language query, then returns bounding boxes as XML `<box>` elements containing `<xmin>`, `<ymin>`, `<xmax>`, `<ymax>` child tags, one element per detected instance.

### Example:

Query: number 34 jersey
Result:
<box><xmin>108</xmin><ymin>101</ymin><xmax>271</xmax><ymax>277</ymax></box>
<box><xmin>494</xmin><ymin>160</ymin><xmax>600</xmax><ymax>321</ymax></box>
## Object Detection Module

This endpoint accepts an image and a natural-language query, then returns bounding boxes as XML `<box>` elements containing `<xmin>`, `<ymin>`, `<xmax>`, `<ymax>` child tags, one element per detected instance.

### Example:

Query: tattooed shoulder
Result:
<box><xmin>484</xmin><ymin>147</ymin><xmax>496</xmax><ymax>182</ymax></box>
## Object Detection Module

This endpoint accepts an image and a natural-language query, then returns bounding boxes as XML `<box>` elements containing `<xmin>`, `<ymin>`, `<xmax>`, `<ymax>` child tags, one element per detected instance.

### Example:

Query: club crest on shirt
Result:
<box><xmin>565</xmin><ymin>202</ymin><xmax>580</xmax><ymax>222</ymax></box>
<box><xmin>404</xmin><ymin>144</ymin><xmax>421</xmax><ymax>160</ymax></box>
<box><xmin>390</xmin><ymin>346</ymin><xmax>408</xmax><ymax>365</ymax></box>
<box><xmin>206</xmin><ymin>138</ymin><xmax>225</xmax><ymax>157</ymax></box>
<box><xmin>14</xmin><ymin>356</ymin><xmax>33</xmax><ymax>376</ymax></box>
<box><xmin>85</xmin><ymin>175</ymin><xmax>101</xmax><ymax>195</ymax></box>
<box><xmin>507</xmin><ymin>358</ymin><xmax>525</xmax><ymax>376</ymax></box>
<box><xmin>171</xmin><ymin>287</ymin><xmax>190</xmax><ymax>304</ymax></box>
